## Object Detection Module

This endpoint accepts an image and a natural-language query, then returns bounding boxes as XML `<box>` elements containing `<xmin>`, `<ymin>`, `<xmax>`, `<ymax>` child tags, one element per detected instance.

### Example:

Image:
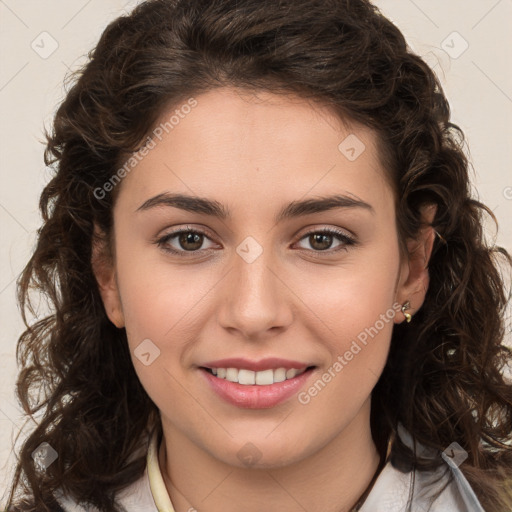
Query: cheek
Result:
<box><xmin>292</xmin><ymin>242</ymin><xmax>400</xmax><ymax>403</ymax></box>
<box><xmin>114</xmin><ymin>233</ymin><xmax>216</xmax><ymax>342</ymax></box>
<box><xmin>113</xmin><ymin>250</ymin><xmax>223</xmax><ymax>410</ymax></box>
<box><xmin>296</xmin><ymin>275</ymin><xmax>397</xmax><ymax>415</ymax></box>
<box><xmin>295</xmin><ymin>243</ymin><xmax>399</xmax><ymax>339</ymax></box>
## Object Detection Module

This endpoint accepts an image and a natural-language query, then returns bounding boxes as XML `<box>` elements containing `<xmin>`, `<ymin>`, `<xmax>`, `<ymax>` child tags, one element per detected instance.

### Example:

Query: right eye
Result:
<box><xmin>155</xmin><ymin>226</ymin><xmax>218</xmax><ymax>256</ymax></box>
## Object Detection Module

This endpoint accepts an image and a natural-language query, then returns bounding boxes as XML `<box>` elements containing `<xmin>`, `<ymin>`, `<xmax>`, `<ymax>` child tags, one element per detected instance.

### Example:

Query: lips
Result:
<box><xmin>204</xmin><ymin>366</ymin><xmax>310</xmax><ymax>385</ymax></box>
<box><xmin>198</xmin><ymin>357</ymin><xmax>317</xmax><ymax>409</ymax></box>
<box><xmin>200</xmin><ymin>357</ymin><xmax>313</xmax><ymax>372</ymax></box>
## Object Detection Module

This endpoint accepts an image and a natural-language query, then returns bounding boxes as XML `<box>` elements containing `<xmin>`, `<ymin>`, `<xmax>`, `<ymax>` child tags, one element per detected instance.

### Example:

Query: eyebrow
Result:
<box><xmin>135</xmin><ymin>192</ymin><xmax>375</xmax><ymax>221</ymax></box>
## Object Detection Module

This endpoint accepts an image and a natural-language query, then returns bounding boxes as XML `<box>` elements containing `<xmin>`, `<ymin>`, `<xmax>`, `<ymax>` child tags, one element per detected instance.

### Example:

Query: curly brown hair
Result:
<box><xmin>6</xmin><ymin>0</ymin><xmax>512</xmax><ymax>510</ymax></box>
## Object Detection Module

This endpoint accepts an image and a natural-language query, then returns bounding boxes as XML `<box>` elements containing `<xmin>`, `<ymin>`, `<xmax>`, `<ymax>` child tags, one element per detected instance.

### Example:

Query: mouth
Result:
<box><xmin>200</xmin><ymin>365</ymin><xmax>316</xmax><ymax>385</ymax></box>
<box><xmin>199</xmin><ymin>365</ymin><xmax>317</xmax><ymax>409</ymax></box>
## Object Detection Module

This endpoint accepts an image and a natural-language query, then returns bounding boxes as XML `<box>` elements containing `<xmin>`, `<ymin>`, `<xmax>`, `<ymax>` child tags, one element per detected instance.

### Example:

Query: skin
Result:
<box><xmin>93</xmin><ymin>87</ymin><xmax>435</xmax><ymax>512</ymax></box>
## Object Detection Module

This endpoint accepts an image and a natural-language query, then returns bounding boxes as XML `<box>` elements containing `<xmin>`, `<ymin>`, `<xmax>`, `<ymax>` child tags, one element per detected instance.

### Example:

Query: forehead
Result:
<box><xmin>114</xmin><ymin>87</ymin><xmax>392</xmax><ymax>216</ymax></box>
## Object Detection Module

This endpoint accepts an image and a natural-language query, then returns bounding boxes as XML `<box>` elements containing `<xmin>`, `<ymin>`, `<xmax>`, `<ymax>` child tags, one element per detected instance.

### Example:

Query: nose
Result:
<box><xmin>217</xmin><ymin>243</ymin><xmax>294</xmax><ymax>340</ymax></box>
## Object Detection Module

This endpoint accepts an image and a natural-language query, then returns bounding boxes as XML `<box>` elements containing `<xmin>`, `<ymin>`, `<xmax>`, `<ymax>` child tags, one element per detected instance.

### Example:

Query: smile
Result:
<box><xmin>199</xmin><ymin>365</ymin><xmax>317</xmax><ymax>409</ymax></box>
<box><xmin>203</xmin><ymin>366</ymin><xmax>310</xmax><ymax>385</ymax></box>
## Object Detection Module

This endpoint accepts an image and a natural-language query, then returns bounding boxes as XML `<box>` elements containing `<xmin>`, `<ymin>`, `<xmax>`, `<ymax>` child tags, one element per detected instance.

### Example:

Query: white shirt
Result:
<box><xmin>56</xmin><ymin>425</ymin><xmax>486</xmax><ymax>511</ymax></box>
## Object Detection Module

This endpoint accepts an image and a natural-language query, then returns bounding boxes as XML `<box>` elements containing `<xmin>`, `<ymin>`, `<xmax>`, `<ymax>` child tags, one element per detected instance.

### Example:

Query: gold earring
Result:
<box><xmin>401</xmin><ymin>301</ymin><xmax>412</xmax><ymax>323</ymax></box>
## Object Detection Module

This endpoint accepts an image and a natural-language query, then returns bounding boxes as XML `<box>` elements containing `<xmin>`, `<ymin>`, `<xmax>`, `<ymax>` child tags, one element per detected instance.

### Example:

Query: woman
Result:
<box><xmin>6</xmin><ymin>0</ymin><xmax>512</xmax><ymax>510</ymax></box>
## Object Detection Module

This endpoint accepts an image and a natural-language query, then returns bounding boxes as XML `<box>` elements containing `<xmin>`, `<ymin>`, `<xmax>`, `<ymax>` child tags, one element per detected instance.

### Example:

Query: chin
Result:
<box><xmin>211</xmin><ymin>434</ymin><xmax>315</xmax><ymax>470</ymax></box>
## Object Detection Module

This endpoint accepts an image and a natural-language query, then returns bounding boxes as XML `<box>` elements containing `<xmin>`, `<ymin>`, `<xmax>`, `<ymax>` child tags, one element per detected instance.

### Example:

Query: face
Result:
<box><xmin>94</xmin><ymin>87</ymin><xmax>431</xmax><ymax>469</ymax></box>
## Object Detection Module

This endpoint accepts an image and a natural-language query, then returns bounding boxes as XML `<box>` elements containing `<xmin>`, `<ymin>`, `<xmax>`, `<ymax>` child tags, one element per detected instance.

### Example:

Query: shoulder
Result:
<box><xmin>55</xmin><ymin>431</ymin><xmax>158</xmax><ymax>512</ymax></box>
<box><xmin>360</xmin><ymin>425</ymin><xmax>485</xmax><ymax>512</ymax></box>
<box><xmin>360</xmin><ymin>459</ymin><xmax>484</xmax><ymax>512</ymax></box>
<box><xmin>55</xmin><ymin>466</ymin><xmax>156</xmax><ymax>511</ymax></box>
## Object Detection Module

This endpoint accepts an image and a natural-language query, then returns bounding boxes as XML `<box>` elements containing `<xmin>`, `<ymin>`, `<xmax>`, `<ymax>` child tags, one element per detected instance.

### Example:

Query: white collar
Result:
<box><xmin>146</xmin><ymin>429</ymin><xmax>176</xmax><ymax>511</ymax></box>
<box><xmin>57</xmin><ymin>426</ymin><xmax>485</xmax><ymax>511</ymax></box>
<box><xmin>144</xmin><ymin>425</ymin><xmax>485</xmax><ymax>512</ymax></box>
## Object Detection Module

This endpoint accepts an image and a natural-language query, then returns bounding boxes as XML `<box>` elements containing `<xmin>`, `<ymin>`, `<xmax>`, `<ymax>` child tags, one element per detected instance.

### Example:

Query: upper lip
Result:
<box><xmin>200</xmin><ymin>357</ymin><xmax>315</xmax><ymax>372</ymax></box>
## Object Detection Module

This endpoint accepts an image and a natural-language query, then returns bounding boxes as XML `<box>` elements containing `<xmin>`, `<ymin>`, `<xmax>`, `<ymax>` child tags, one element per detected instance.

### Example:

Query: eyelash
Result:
<box><xmin>155</xmin><ymin>225</ymin><xmax>357</xmax><ymax>258</ymax></box>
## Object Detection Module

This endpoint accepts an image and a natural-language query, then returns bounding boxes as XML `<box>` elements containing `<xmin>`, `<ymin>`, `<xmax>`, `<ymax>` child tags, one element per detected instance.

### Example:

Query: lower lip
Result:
<box><xmin>200</xmin><ymin>367</ymin><xmax>315</xmax><ymax>409</ymax></box>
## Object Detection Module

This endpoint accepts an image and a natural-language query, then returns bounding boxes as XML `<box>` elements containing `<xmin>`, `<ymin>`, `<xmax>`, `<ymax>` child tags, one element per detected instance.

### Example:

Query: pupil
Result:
<box><xmin>179</xmin><ymin>232</ymin><xmax>203</xmax><ymax>251</ymax></box>
<box><xmin>311</xmin><ymin>233</ymin><xmax>332</xmax><ymax>251</ymax></box>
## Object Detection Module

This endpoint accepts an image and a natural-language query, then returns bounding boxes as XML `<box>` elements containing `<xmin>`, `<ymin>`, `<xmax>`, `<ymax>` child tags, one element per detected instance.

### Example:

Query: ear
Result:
<box><xmin>394</xmin><ymin>204</ymin><xmax>437</xmax><ymax>324</ymax></box>
<box><xmin>91</xmin><ymin>223</ymin><xmax>125</xmax><ymax>328</ymax></box>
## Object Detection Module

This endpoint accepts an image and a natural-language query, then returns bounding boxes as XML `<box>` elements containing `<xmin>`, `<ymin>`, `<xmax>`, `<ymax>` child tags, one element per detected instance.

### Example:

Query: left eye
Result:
<box><xmin>155</xmin><ymin>227</ymin><xmax>356</xmax><ymax>256</ymax></box>
<box><xmin>295</xmin><ymin>228</ymin><xmax>356</xmax><ymax>252</ymax></box>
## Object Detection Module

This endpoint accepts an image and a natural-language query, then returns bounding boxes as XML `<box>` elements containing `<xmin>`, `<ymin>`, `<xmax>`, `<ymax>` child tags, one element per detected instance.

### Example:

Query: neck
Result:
<box><xmin>159</xmin><ymin>398</ymin><xmax>382</xmax><ymax>512</ymax></box>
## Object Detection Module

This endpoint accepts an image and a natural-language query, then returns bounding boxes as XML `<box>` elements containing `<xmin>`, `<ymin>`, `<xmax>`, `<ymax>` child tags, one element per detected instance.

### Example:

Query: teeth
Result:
<box><xmin>238</xmin><ymin>369</ymin><xmax>255</xmax><ymax>385</ymax></box>
<box><xmin>273</xmin><ymin>368</ymin><xmax>286</xmax><ymax>383</ymax></box>
<box><xmin>255</xmin><ymin>369</ymin><xmax>273</xmax><ymax>385</ymax></box>
<box><xmin>286</xmin><ymin>369</ymin><xmax>297</xmax><ymax>379</ymax></box>
<box><xmin>209</xmin><ymin>366</ymin><xmax>308</xmax><ymax>385</ymax></box>
<box><xmin>226</xmin><ymin>368</ymin><xmax>238</xmax><ymax>382</ymax></box>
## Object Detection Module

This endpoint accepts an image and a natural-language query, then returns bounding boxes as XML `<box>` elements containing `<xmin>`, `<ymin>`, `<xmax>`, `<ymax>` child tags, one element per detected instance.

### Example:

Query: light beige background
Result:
<box><xmin>1</xmin><ymin>0</ymin><xmax>511</xmax><ymax>504</ymax></box>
